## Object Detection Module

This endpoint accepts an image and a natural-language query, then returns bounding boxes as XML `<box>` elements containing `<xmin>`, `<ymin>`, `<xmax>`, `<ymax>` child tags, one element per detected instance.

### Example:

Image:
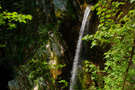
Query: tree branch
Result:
<box><xmin>122</xmin><ymin>33</ymin><xmax>135</xmax><ymax>90</ymax></box>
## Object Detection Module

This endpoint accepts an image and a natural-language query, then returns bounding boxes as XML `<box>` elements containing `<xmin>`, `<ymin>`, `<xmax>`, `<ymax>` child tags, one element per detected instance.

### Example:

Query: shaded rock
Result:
<box><xmin>53</xmin><ymin>0</ymin><xmax>66</xmax><ymax>10</ymax></box>
<box><xmin>8</xmin><ymin>65</ymin><xmax>32</xmax><ymax>90</ymax></box>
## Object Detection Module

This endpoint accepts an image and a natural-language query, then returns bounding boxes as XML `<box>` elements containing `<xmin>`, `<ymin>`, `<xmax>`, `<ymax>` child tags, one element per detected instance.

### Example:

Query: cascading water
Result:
<box><xmin>69</xmin><ymin>6</ymin><xmax>91</xmax><ymax>90</ymax></box>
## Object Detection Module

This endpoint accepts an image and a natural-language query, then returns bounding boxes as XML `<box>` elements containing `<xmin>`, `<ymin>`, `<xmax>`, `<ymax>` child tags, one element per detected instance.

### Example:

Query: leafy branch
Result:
<box><xmin>0</xmin><ymin>5</ymin><xmax>32</xmax><ymax>30</ymax></box>
<box><xmin>122</xmin><ymin>33</ymin><xmax>135</xmax><ymax>90</ymax></box>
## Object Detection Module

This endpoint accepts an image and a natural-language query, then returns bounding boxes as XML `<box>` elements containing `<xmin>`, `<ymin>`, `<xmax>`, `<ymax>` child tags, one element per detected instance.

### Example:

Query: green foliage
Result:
<box><xmin>28</xmin><ymin>54</ymin><xmax>54</xmax><ymax>89</ymax></box>
<box><xmin>0</xmin><ymin>0</ymin><xmax>39</xmax><ymax>64</ymax></box>
<box><xmin>28</xmin><ymin>59</ymin><xmax>50</xmax><ymax>80</ymax></box>
<box><xmin>130</xmin><ymin>0</ymin><xmax>135</xmax><ymax>3</ymax></box>
<box><xmin>84</xmin><ymin>61</ymin><xmax>104</xmax><ymax>89</ymax></box>
<box><xmin>59</xmin><ymin>79</ymin><xmax>68</xmax><ymax>89</ymax></box>
<box><xmin>0</xmin><ymin>5</ymin><xmax>32</xmax><ymax>49</ymax></box>
<box><xmin>28</xmin><ymin>55</ymin><xmax>66</xmax><ymax>89</ymax></box>
<box><xmin>0</xmin><ymin>6</ymin><xmax>32</xmax><ymax>30</ymax></box>
<box><xmin>27</xmin><ymin>22</ymin><xmax>66</xmax><ymax>89</ymax></box>
<box><xmin>83</xmin><ymin>0</ymin><xmax>135</xmax><ymax>89</ymax></box>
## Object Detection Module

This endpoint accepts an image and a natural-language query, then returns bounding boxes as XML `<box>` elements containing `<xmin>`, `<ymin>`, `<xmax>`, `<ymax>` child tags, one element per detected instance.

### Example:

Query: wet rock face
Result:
<box><xmin>53</xmin><ymin>0</ymin><xmax>66</xmax><ymax>10</ymax></box>
<box><xmin>7</xmin><ymin>0</ymin><xmax>73</xmax><ymax>89</ymax></box>
<box><xmin>35</xmin><ymin>0</ymin><xmax>67</xmax><ymax>23</ymax></box>
<box><xmin>8</xmin><ymin>32</ymin><xmax>69</xmax><ymax>90</ymax></box>
<box><xmin>8</xmin><ymin>66</ymin><xmax>46</xmax><ymax>90</ymax></box>
<box><xmin>8</xmin><ymin>65</ymin><xmax>32</xmax><ymax>90</ymax></box>
<box><xmin>71</xmin><ymin>0</ymin><xmax>98</xmax><ymax>22</ymax></box>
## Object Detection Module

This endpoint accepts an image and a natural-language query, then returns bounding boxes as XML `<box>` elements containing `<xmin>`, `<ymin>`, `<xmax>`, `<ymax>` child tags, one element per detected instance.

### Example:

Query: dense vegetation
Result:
<box><xmin>83</xmin><ymin>0</ymin><xmax>135</xmax><ymax>89</ymax></box>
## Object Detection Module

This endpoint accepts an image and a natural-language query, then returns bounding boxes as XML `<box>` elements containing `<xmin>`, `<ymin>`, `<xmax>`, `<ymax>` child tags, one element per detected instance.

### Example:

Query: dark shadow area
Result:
<box><xmin>85</xmin><ymin>0</ymin><xmax>98</xmax><ymax>5</ymax></box>
<box><xmin>0</xmin><ymin>65</ymin><xmax>13</xmax><ymax>90</ymax></box>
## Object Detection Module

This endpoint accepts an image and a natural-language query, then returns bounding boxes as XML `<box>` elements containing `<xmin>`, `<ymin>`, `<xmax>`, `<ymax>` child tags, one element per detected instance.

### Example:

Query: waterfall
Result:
<box><xmin>69</xmin><ymin>6</ymin><xmax>91</xmax><ymax>90</ymax></box>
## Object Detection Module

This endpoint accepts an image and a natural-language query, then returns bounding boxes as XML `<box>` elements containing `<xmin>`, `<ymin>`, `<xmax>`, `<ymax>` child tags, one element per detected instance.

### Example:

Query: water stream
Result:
<box><xmin>69</xmin><ymin>6</ymin><xmax>91</xmax><ymax>90</ymax></box>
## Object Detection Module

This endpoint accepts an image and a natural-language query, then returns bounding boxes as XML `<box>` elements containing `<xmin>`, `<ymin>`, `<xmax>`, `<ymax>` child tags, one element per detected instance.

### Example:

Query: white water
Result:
<box><xmin>69</xmin><ymin>6</ymin><xmax>91</xmax><ymax>90</ymax></box>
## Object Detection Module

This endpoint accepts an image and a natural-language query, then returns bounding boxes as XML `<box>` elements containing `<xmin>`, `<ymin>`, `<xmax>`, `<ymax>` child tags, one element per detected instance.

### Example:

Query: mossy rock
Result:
<box><xmin>83</xmin><ymin>74</ymin><xmax>92</xmax><ymax>85</ymax></box>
